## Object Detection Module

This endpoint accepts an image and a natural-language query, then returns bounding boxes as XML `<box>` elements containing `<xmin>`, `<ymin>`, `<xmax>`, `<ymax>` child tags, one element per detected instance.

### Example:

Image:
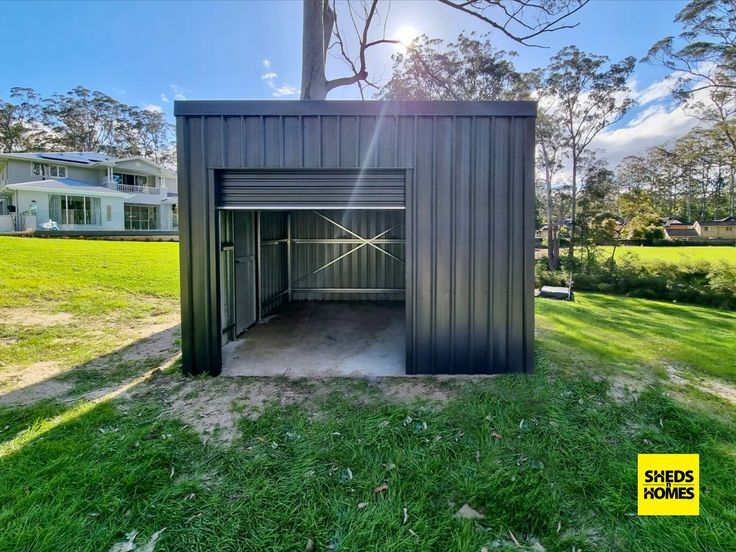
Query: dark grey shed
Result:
<box><xmin>175</xmin><ymin>100</ymin><xmax>536</xmax><ymax>376</ymax></box>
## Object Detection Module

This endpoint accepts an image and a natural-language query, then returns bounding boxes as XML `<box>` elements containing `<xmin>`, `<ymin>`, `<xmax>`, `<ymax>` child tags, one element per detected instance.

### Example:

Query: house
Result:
<box><xmin>693</xmin><ymin>216</ymin><xmax>736</xmax><ymax>240</ymax></box>
<box><xmin>663</xmin><ymin>218</ymin><xmax>700</xmax><ymax>241</ymax></box>
<box><xmin>0</xmin><ymin>152</ymin><xmax>177</xmax><ymax>232</ymax></box>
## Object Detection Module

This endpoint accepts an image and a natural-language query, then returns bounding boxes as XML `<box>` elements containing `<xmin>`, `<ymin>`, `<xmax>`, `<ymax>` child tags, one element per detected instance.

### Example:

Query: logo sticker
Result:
<box><xmin>638</xmin><ymin>454</ymin><xmax>699</xmax><ymax>516</ymax></box>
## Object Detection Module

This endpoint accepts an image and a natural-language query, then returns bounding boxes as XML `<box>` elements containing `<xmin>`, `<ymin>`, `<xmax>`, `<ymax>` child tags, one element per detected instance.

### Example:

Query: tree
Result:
<box><xmin>43</xmin><ymin>86</ymin><xmax>134</xmax><ymax>154</ymax></box>
<box><xmin>129</xmin><ymin>107</ymin><xmax>175</xmax><ymax>166</ymax></box>
<box><xmin>300</xmin><ymin>0</ymin><xmax>588</xmax><ymax>100</ymax></box>
<box><xmin>378</xmin><ymin>33</ymin><xmax>528</xmax><ymax>101</ymax></box>
<box><xmin>617</xmin><ymin>189</ymin><xmax>664</xmax><ymax>242</ymax></box>
<box><xmin>575</xmin><ymin>159</ymin><xmax>617</xmax><ymax>268</ymax></box>
<box><xmin>535</xmin><ymin>109</ymin><xmax>565</xmax><ymax>269</ymax></box>
<box><xmin>645</xmin><ymin>0</ymin><xmax>736</xmax><ymax>153</ymax></box>
<box><xmin>0</xmin><ymin>87</ymin><xmax>45</xmax><ymax>152</ymax></box>
<box><xmin>540</xmin><ymin>46</ymin><xmax>636</xmax><ymax>262</ymax></box>
<box><xmin>0</xmin><ymin>86</ymin><xmax>174</xmax><ymax>163</ymax></box>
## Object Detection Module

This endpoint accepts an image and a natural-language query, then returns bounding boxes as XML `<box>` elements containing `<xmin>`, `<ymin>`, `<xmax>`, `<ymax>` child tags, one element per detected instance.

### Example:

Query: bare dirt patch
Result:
<box><xmin>0</xmin><ymin>313</ymin><xmax>180</xmax><ymax>406</ymax></box>
<box><xmin>593</xmin><ymin>373</ymin><xmax>652</xmax><ymax>403</ymax></box>
<box><xmin>0</xmin><ymin>361</ymin><xmax>72</xmax><ymax>406</ymax></box>
<box><xmin>373</xmin><ymin>378</ymin><xmax>454</xmax><ymax>404</ymax></box>
<box><xmin>139</xmin><ymin>376</ymin><xmax>458</xmax><ymax>446</ymax></box>
<box><xmin>0</xmin><ymin>308</ymin><xmax>74</xmax><ymax>327</ymax></box>
<box><xmin>666</xmin><ymin>366</ymin><xmax>736</xmax><ymax>405</ymax></box>
<box><xmin>143</xmin><ymin>378</ymin><xmax>322</xmax><ymax>445</ymax></box>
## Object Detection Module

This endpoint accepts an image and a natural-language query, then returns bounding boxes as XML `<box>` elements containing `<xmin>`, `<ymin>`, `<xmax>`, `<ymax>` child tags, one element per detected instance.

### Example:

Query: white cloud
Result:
<box><xmin>592</xmin><ymin>73</ymin><xmax>717</xmax><ymax>166</ymax></box>
<box><xmin>143</xmin><ymin>104</ymin><xmax>163</xmax><ymax>113</ymax></box>
<box><xmin>634</xmin><ymin>77</ymin><xmax>674</xmax><ymax>106</ymax></box>
<box><xmin>260</xmin><ymin>58</ymin><xmax>297</xmax><ymax>97</ymax></box>
<box><xmin>273</xmin><ymin>84</ymin><xmax>298</xmax><ymax>97</ymax></box>
<box><xmin>160</xmin><ymin>93</ymin><xmax>170</xmax><ymax>103</ymax></box>
<box><xmin>261</xmin><ymin>72</ymin><xmax>278</xmax><ymax>89</ymax></box>
<box><xmin>170</xmin><ymin>84</ymin><xmax>190</xmax><ymax>101</ymax></box>
<box><xmin>593</xmin><ymin>102</ymin><xmax>700</xmax><ymax>166</ymax></box>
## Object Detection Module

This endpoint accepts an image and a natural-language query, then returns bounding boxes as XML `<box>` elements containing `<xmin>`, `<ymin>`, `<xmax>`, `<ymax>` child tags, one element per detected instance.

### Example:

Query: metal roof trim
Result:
<box><xmin>174</xmin><ymin>100</ymin><xmax>538</xmax><ymax>118</ymax></box>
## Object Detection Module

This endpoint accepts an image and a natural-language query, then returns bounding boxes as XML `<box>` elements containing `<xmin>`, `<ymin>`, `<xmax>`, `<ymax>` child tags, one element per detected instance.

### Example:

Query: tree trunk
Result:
<box><xmin>300</xmin><ymin>0</ymin><xmax>334</xmax><ymax>100</ymax></box>
<box><xmin>568</xmin><ymin>158</ymin><xmax>577</xmax><ymax>264</ymax></box>
<box><xmin>545</xmin><ymin>174</ymin><xmax>560</xmax><ymax>270</ymax></box>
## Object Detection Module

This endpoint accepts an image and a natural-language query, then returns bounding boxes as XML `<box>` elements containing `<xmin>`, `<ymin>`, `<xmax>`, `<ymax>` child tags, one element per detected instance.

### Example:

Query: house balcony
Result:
<box><xmin>115</xmin><ymin>183</ymin><xmax>164</xmax><ymax>196</ymax></box>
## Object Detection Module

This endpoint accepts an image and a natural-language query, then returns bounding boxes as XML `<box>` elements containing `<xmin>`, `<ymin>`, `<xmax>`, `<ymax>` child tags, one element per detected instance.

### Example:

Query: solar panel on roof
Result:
<box><xmin>38</xmin><ymin>153</ymin><xmax>91</xmax><ymax>164</ymax></box>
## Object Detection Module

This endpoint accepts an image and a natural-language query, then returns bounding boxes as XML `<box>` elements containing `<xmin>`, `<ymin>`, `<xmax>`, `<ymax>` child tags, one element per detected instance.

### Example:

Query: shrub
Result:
<box><xmin>535</xmin><ymin>251</ymin><xmax>736</xmax><ymax>310</ymax></box>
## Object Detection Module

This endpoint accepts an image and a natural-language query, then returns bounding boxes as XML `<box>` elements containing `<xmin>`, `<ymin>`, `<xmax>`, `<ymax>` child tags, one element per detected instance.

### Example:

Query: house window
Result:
<box><xmin>49</xmin><ymin>165</ymin><xmax>67</xmax><ymax>178</ymax></box>
<box><xmin>726</xmin><ymin>227</ymin><xmax>733</xmax><ymax>231</ymax></box>
<box><xmin>703</xmin><ymin>226</ymin><xmax>709</xmax><ymax>231</ymax></box>
<box><xmin>48</xmin><ymin>194</ymin><xmax>101</xmax><ymax>225</ymax></box>
<box><xmin>106</xmin><ymin>205</ymin><xmax>112</xmax><ymax>222</ymax></box>
<box><xmin>113</xmin><ymin>173</ymin><xmax>150</xmax><ymax>187</ymax></box>
<box><xmin>124</xmin><ymin>205</ymin><xmax>158</xmax><ymax>230</ymax></box>
<box><xmin>33</xmin><ymin>163</ymin><xmax>66</xmax><ymax>178</ymax></box>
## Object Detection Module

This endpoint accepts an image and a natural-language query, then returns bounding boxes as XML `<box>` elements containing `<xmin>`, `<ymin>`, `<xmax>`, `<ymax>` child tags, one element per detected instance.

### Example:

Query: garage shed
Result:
<box><xmin>175</xmin><ymin>100</ymin><xmax>536</xmax><ymax>376</ymax></box>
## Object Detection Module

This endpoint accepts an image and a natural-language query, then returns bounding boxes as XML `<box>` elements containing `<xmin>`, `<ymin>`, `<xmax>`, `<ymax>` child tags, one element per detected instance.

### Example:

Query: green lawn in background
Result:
<box><xmin>599</xmin><ymin>245</ymin><xmax>736</xmax><ymax>265</ymax></box>
<box><xmin>0</xmin><ymin>237</ymin><xmax>180</xmax><ymax>316</ymax></box>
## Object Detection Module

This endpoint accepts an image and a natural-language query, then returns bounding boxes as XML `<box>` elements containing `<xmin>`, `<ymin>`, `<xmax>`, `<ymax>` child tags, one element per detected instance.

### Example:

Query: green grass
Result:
<box><xmin>599</xmin><ymin>246</ymin><xmax>736</xmax><ymax>266</ymax></box>
<box><xmin>0</xmin><ymin>237</ymin><xmax>179</xmax><ymax>382</ymax></box>
<box><xmin>536</xmin><ymin>293</ymin><xmax>736</xmax><ymax>383</ymax></box>
<box><xmin>0</xmin><ymin>236</ymin><xmax>180</xmax><ymax>315</ymax></box>
<box><xmin>0</xmin><ymin>237</ymin><xmax>734</xmax><ymax>551</ymax></box>
<box><xmin>1</xmin><ymin>363</ymin><xmax>734</xmax><ymax>551</ymax></box>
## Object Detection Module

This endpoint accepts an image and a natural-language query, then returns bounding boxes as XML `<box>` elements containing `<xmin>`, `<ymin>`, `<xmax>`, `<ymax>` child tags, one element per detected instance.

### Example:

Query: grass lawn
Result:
<box><xmin>1</xmin><ymin>237</ymin><xmax>734</xmax><ymax>551</ymax></box>
<box><xmin>536</xmin><ymin>293</ymin><xmax>736</xmax><ymax>383</ymax></box>
<box><xmin>597</xmin><ymin>245</ymin><xmax>736</xmax><ymax>266</ymax></box>
<box><xmin>0</xmin><ymin>237</ymin><xmax>181</xmax><ymax>392</ymax></box>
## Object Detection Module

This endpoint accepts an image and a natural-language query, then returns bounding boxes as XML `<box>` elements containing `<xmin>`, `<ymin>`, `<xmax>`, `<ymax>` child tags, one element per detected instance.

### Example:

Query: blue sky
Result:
<box><xmin>0</xmin><ymin>0</ymin><xmax>692</xmax><ymax>164</ymax></box>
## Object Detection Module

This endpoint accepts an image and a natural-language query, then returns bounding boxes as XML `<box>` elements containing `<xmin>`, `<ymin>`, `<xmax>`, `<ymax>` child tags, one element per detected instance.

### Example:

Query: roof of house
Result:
<box><xmin>663</xmin><ymin>218</ymin><xmax>692</xmax><ymax>226</ymax></box>
<box><xmin>665</xmin><ymin>227</ymin><xmax>700</xmax><ymax>238</ymax></box>
<box><xmin>696</xmin><ymin>216</ymin><xmax>736</xmax><ymax>226</ymax></box>
<box><xmin>5</xmin><ymin>178</ymin><xmax>132</xmax><ymax>198</ymax></box>
<box><xmin>0</xmin><ymin>151</ymin><xmax>176</xmax><ymax>177</ymax></box>
<box><xmin>0</xmin><ymin>152</ymin><xmax>116</xmax><ymax>164</ymax></box>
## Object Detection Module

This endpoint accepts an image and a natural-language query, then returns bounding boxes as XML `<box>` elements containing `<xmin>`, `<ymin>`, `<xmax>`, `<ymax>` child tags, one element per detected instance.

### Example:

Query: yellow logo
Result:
<box><xmin>638</xmin><ymin>454</ymin><xmax>699</xmax><ymax>516</ymax></box>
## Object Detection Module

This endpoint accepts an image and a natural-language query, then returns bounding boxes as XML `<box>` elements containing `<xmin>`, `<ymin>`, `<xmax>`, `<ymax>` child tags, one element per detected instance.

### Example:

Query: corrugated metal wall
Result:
<box><xmin>290</xmin><ymin>210</ymin><xmax>405</xmax><ymax>301</ymax></box>
<box><xmin>176</xmin><ymin>101</ymin><xmax>536</xmax><ymax>376</ymax></box>
<box><xmin>259</xmin><ymin>211</ymin><xmax>288</xmax><ymax>316</ymax></box>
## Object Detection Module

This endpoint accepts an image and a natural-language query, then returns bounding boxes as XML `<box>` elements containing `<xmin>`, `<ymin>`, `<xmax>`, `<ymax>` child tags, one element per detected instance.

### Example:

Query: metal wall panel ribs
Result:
<box><xmin>175</xmin><ymin>101</ymin><xmax>536</xmax><ymax>376</ymax></box>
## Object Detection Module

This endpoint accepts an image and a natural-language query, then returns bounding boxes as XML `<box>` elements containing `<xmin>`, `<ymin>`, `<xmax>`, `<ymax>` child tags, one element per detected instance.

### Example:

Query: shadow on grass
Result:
<box><xmin>0</xmin><ymin>324</ymin><xmax>181</xmax><ymax>407</ymax></box>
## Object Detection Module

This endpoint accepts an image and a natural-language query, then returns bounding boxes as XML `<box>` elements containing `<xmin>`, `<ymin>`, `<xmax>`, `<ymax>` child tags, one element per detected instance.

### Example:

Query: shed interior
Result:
<box><xmin>219</xmin><ymin>209</ymin><xmax>406</xmax><ymax>376</ymax></box>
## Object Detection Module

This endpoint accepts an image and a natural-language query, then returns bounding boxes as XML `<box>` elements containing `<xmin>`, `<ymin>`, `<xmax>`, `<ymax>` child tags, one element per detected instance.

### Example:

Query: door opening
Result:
<box><xmin>219</xmin><ymin>208</ymin><xmax>406</xmax><ymax>376</ymax></box>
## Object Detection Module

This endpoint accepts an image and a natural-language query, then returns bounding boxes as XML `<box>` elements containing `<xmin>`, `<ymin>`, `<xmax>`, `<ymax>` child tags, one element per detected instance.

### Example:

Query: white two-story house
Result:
<box><xmin>0</xmin><ymin>152</ymin><xmax>177</xmax><ymax>233</ymax></box>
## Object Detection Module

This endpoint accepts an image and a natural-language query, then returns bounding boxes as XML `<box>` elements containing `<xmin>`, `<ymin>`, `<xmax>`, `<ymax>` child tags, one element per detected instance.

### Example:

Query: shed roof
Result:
<box><xmin>174</xmin><ymin>100</ymin><xmax>538</xmax><ymax>117</ymax></box>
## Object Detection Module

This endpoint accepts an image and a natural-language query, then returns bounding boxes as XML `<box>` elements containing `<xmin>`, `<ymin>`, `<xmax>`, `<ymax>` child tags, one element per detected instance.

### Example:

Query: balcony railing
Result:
<box><xmin>116</xmin><ymin>183</ymin><xmax>163</xmax><ymax>195</ymax></box>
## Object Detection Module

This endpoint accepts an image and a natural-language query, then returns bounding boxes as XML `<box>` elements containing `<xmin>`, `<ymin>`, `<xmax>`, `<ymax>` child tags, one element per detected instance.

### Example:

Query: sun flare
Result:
<box><xmin>395</xmin><ymin>25</ymin><xmax>419</xmax><ymax>47</ymax></box>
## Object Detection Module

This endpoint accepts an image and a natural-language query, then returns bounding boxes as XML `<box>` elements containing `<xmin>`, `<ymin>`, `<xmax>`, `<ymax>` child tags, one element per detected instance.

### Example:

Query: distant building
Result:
<box><xmin>0</xmin><ymin>152</ymin><xmax>177</xmax><ymax>232</ymax></box>
<box><xmin>662</xmin><ymin>216</ymin><xmax>736</xmax><ymax>241</ymax></box>
<box><xmin>693</xmin><ymin>216</ymin><xmax>736</xmax><ymax>240</ymax></box>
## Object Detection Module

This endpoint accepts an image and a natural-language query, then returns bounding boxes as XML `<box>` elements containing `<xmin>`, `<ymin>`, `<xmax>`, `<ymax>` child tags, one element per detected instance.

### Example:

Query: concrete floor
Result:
<box><xmin>222</xmin><ymin>301</ymin><xmax>405</xmax><ymax>377</ymax></box>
